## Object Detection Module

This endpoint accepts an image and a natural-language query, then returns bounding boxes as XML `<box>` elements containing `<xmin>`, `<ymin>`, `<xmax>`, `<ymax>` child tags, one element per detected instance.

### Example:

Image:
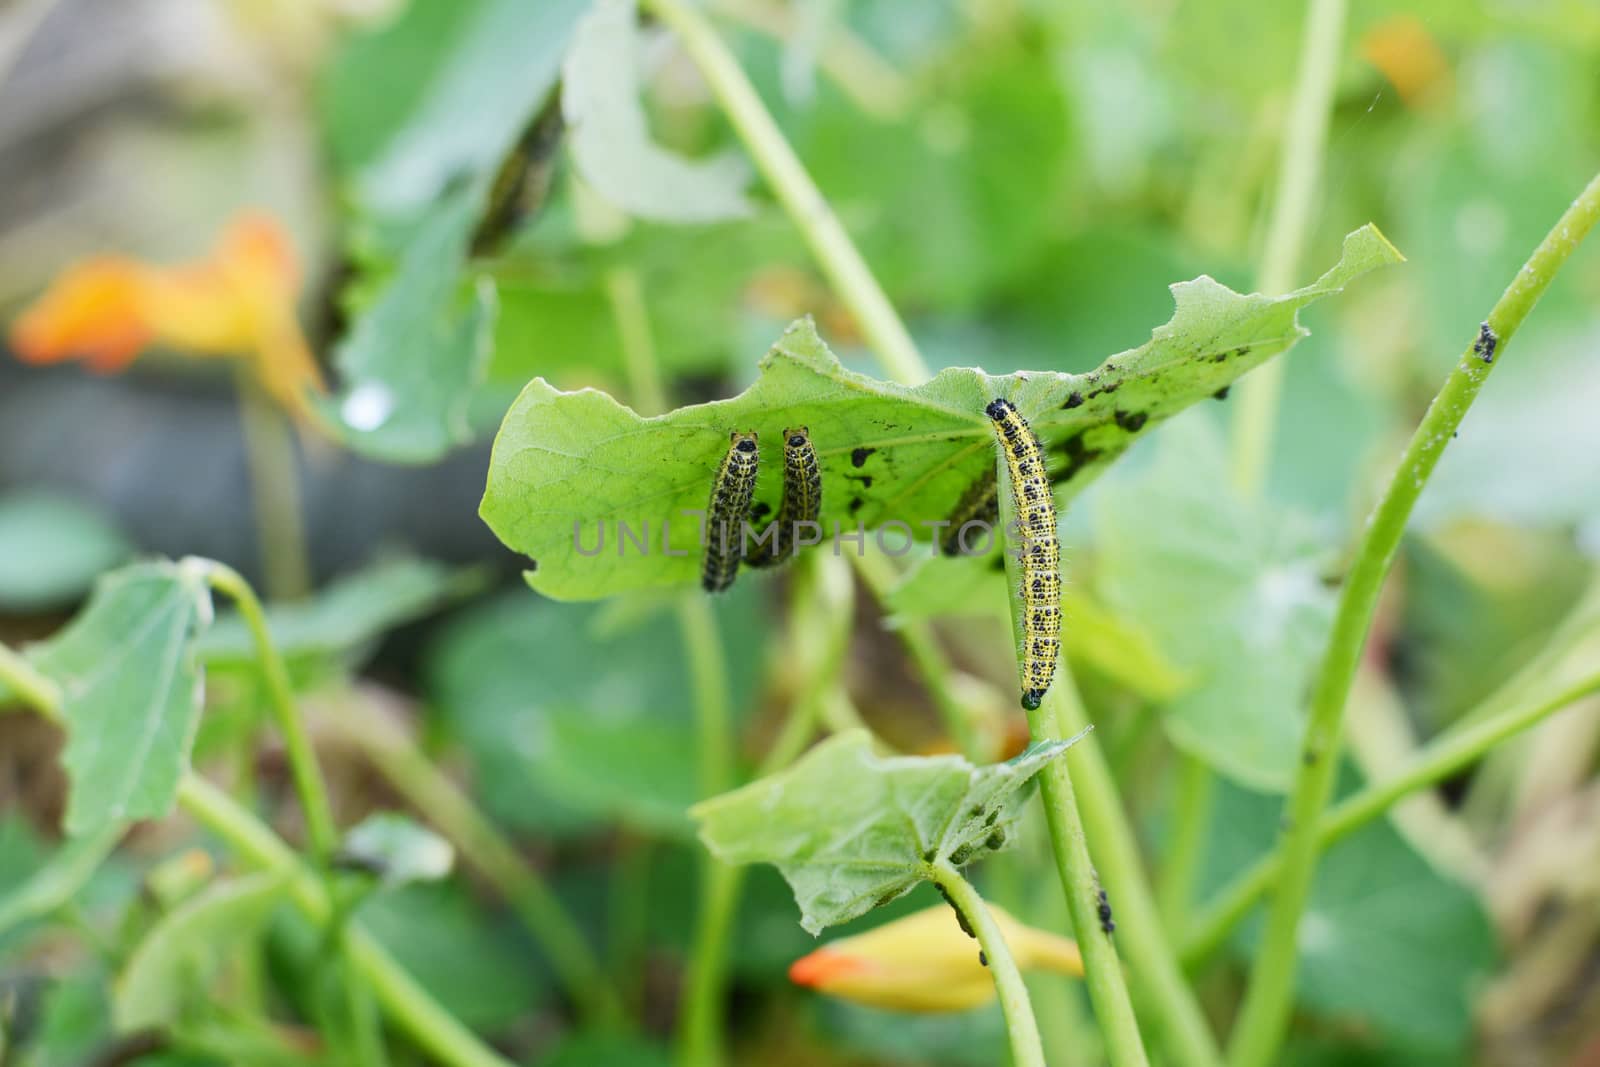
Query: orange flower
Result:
<box><xmin>789</xmin><ymin>903</ymin><xmax>1083</xmax><ymax>1012</ymax></box>
<box><xmin>1361</xmin><ymin>16</ymin><xmax>1451</xmax><ymax>108</ymax></box>
<box><xmin>9</xmin><ymin>213</ymin><xmax>325</xmax><ymax>420</ymax></box>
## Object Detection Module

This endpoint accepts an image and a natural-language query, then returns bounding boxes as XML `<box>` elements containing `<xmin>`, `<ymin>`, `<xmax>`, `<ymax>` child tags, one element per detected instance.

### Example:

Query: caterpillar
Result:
<box><xmin>986</xmin><ymin>398</ymin><xmax>1060</xmax><ymax>710</ymax></box>
<box><xmin>745</xmin><ymin>426</ymin><xmax>822</xmax><ymax>568</ymax></box>
<box><xmin>939</xmin><ymin>467</ymin><xmax>998</xmax><ymax>556</ymax></box>
<box><xmin>702</xmin><ymin>431</ymin><xmax>760</xmax><ymax>593</ymax></box>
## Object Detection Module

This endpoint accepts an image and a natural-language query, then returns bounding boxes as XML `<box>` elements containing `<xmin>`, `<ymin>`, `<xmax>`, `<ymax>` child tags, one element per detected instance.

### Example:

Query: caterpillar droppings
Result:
<box><xmin>702</xmin><ymin>431</ymin><xmax>760</xmax><ymax>593</ymax></box>
<box><xmin>986</xmin><ymin>398</ymin><xmax>1060</xmax><ymax>710</ymax></box>
<box><xmin>745</xmin><ymin>426</ymin><xmax>822</xmax><ymax>568</ymax></box>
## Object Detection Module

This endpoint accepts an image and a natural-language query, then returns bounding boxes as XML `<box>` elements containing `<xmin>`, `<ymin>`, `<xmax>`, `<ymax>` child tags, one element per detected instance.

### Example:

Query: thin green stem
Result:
<box><xmin>605</xmin><ymin>267</ymin><xmax>669</xmax><ymax>417</ymax></box>
<box><xmin>1184</xmin><ymin>667</ymin><xmax>1600</xmax><ymax>971</ymax></box>
<box><xmin>200</xmin><ymin>560</ymin><xmax>338</xmax><ymax>859</ymax></box>
<box><xmin>927</xmin><ymin>861</ymin><xmax>1047</xmax><ymax>1067</ymax></box>
<box><xmin>676</xmin><ymin>595</ymin><xmax>738</xmax><ymax>1067</ymax></box>
<box><xmin>1049</xmin><ymin>669</ymin><xmax>1224</xmax><ymax>1067</ymax></box>
<box><xmin>0</xmin><ymin>642</ymin><xmax>63</xmax><ymax>718</ymax></box>
<box><xmin>236</xmin><ymin>370</ymin><xmax>312</xmax><ymax>599</ymax></box>
<box><xmin>1230</xmin><ymin>0</ymin><xmax>1347</xmax><ymax>497</ymax></box>
<box><xmin>851</xmin><ymin>551</ymin><xmax>985</xmax><ymax>761</ymax></box>
<box><xmin>1157</xmin><ymin>753</ymin><xmax>1215</xmax><ymax>940</ymax></box>
<box><xmin>640</xmin><ymin>0</ymin><xmax>929</xmax><ymax>387</ymax></box>
<box><xmin>1227</xmin><ymin>168</ymin><xmax>1600</xmax><ymax>1067</ymax></box>
<box><xmin>328</xmin><ymin>703</ymin><xmax>621</xmax><ymax>1026</ymax></box>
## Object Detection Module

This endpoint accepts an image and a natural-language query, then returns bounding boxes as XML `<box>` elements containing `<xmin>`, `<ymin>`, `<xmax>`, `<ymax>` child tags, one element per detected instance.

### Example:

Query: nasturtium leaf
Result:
<box><xmin>691</xmin><ymin>729</ymin><xmax>1086</xmax><ymax>934</ymax></box>
<box><xmin>482</xmin><ymin>225</ymin><xmax>1401</xmax><ymax>600</ymax></box>
<box><xmin>114</xmin><ymin>873</ymin><xmax>287</xmax><ymax>1032</ymax></box>
<box><xmin>1095</xmin><ymin>416</ymin><xmax>1335</xmax><ymax>790</ymax></box>
<box><xmin>564</xmin><ymin>0</ymin><xmax>754</xmax><ymax>223</ymax></box>
<box><xmin>30</xmin><ymin>561</ymin><xmax>213</xmax><ymax>837</ymax></box>
<box><xmin>337</xmin><ymin>813</ymin><xmax>454</xmax><ymax>889</ymax></box>
<box><xmin>0</xmin><ymin>491</ymin><xmax>132</xmax><ymax>612</ymax></box>
<box><xmin>197</xmin><ymin>557</ymin><xmax>470</xmax><ymax>669</ymax></box>
<box><xmin>328</xmin><ymin>187</ymin><xmax>499</xmax><ymax>462</ymax></box>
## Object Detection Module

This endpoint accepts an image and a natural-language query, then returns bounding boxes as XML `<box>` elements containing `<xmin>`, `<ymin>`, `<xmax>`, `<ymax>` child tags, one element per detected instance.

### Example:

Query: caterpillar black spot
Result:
<box><xmin>939</xmin><ymin>467</ymin><xmax>998</xmax><ymax>556</ymax></box>
<box><xmin>702</xmin><ymin>431</ymin><xmax>759</xmax><ymax>593</ymax></box>
<box><xmin>986</xmin><ymin>398</ymin><xmax>1060</xmax><ymax>711</ymax></box>
<box><xmin>745</xmin><ymin>426</ymin><xmax>821</xmax><ymax>568</ymax></box>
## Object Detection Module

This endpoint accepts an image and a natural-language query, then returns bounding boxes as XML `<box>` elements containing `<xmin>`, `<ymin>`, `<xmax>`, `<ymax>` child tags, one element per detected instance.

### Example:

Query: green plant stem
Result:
<box><xmin>851</xmin><ymin>551</ymin><xmax>985</xmax><ymax>761</ymax></box>
<box><xmin>1048</xmin><ymin>669</ymin><xmax>1224</xmax><ymax>1067</ymax></box>
<box><xmin>201</xmin><ymin>560</ymin><xmax>338</xmax><ymax>860</ymax></box>
<box><xmin>174</xmin><ymin>777</ymin><xmax>514</xmax><ymax>1067</ymax></box>
<box><xmin>1157</xmin><ymin>753</ymin><xmax>1214</xmax><ymax>939</ymax></box>
<box><xmin>1230</xmin><ymin>0</ymin><xmax>1347</xmax><ymax>497</ymax></box>
<box><xmin>1184</xmin><ymin>666</ymin><xmax>1600</xmax><ymax>970</ymax></box>
<box><xmin>676</xmin><ymin>595</ymin><xmax>739</xmax><ymax>1067</ymax></box>
<box><xmin>927</xmin><ymin>860</ymin><xmax>1047</xmax><ymax>1067</ymax></box>
<box><xmin>328</xmin><ymin>703</ymin><xmax>621</xmax><ymax>1026</ymax></box>
<box><xmin>1227</xmin><ymin>167</ymin><xmax>1600</xmax><ymax>1067</ymax></box>
<box><xmin>0</xmin><ymin>647</ymin><xmax>515</xmax><ymax>1067</ymax></box>
<box><xmin>236</xmin><ymin>370</ymin><xmax>312</xmax><ymax>599</ymax></box>
<box><xmin>641</xmin><ymin>0</ymin><xmax>929</xmax><ymax>387</ymax></box>
<box><xmin>605</xmin><ymin>267</ymin><xmax>669</xmax><ymax>417</ymax></box>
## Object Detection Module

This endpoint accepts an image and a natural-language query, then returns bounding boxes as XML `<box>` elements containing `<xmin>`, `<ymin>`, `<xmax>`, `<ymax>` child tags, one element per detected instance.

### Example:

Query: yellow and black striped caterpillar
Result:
<box><xmin>986</xmin><ymin>398</ymin><xmax>1061</xmax><ymax>710</ymax></box>
<box><xmin>702</xmin><ymin>431</ymin><xmax>760</xmax><ymax>593</ymax></box>
<box><xmin>745</xmin><ymin>426</ymin><xmax>822</xmax><ymax>568</ymax></box>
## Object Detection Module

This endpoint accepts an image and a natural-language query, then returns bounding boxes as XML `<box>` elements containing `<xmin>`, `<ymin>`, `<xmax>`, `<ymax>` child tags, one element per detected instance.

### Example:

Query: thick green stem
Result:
<box><xmin>328</xmin><ymin>703</ymin><xmax>620</xmax><ymax>1026</ymax></box>
<box><xmin>676</xmin><ymin>595</ymin><xmax>738</xmax><ymax>1067</ymax></box>
<box><xmin>1049</xmin><ymin>671</ymin><xmax>1224</xmax><ymax>1067</ymax></box>
<box><xmin>927</xmin><ymin>861</ymin><xmax>1047</xmax><ymax>1067</ymax></box>
<box><xmin>236</xmin><ymin>370</ymin><xmax>312</xmax><ymax>600</ymax></box>
<box><xmin>1157</xmin><ymin>753</ymin><xmax>1215</xmax><ymax>940</ymax></box>
<box><xmin>1230</xmin><ymin>0</ymin><xmax>1347</xmax><ymax>497</ymax></box>
<box><xmin>1227</xmin><ymin>168</ymin><xmax>1600</xmax><ymax>1067</ymax></box>
<box><xmin>640</xmin><ymin>0</ymin><xmax>929</xmax><ymax>387</ymax></box>
<box><xmin>0</xmin><ymin>646</ymin><xmax>514</xmax><ymax>1067</ymax></box>
<box><xmin>1184</xmin><ymin>668</ymin><xmax>1600</xmax><ymax>970</ymax></box>
<box><xmin>201</xmin><ymin>560</ymin><xmax>338</xmax><ymax>859</ymax></box>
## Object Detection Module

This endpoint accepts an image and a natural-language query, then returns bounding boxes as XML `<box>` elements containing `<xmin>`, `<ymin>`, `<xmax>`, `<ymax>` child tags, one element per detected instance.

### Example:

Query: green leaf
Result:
<box><xmin>691</xmin><ymin>729</ymin><xmax>1085</xmax><ymax>934</ymax></box>
<box><xmin>350</xmin><ymin>0</ymin><xmax>589</xmax><ymax>217</ymax></box>
<box><xmin>564</xmin><ymin>0</ymin><xmax>753</xmax><ymax>223</ymax></box>
<box><xmin>337</xmin><ymin>813</ymin><xmax>455</xmax><ymax>888</ymax></box>
<box><xmin>426</xmin><ymin>588</ymin><xmax>767</xmax><ymax>838</ymax></box>
<box><xmin>1095</xmin><ymin>416</ymin><xmax>1335</xmax><ymax>790</ymax></box>
<box><xmin>482</xmin><ymin>225</ymin><xmax>1401</xmax><ymax>600</ymax></box>
<box><xmin>327</xmin><ymin>187</ymin><xmax>498</xmax><ymax>462</ymax></box>
<box><xmin>114</xmin><ymin>872</ymin><xmax>287</xmax><ymax>1032</ymax></box>
<box><xmin>0</xmin><ymin>823</ymin><xmax>123</xmax><ymax>937</ymax></box>
<box><xmin>197</xmin><ymin>557</ymin><xmax>471</xmax><ymax>669</ymax></box>
<box><xmin>0</xmin><ymin>491</ymin><xmax>132</xmax><ymax>612</ymax></box>
<box><xmin>30</xmin><ymin>561</ymin><xmax>213</xmax><ymax>837</ymax></box>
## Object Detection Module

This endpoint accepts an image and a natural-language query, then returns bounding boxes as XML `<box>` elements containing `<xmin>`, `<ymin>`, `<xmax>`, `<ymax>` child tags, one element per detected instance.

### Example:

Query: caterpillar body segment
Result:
<box><xmin>745</xmin><ymin>426</ymin><xmax>822</xmax><ymax>568</ymax></box>
<box><xmin>702</xmin><ymin>431</ymin><xmax>760</xmax><ymax>593</ymax></box>
<box><xmin>986</xmin><ymin>398</ymin><xmax>1061</xmax><ymax>710</ymax></box>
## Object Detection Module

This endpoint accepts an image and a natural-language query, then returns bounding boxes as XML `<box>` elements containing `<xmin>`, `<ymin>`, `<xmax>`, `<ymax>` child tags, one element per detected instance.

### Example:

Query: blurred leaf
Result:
<box><xmin>536</xmin><ymin>1033</ymin><xmax>673</xmax><ymax>1067</ymax></box>
<box><xmin>1202</xmin><ymin>778</ymin><xmax>1496</xmax><ymax>1053</ymax></box>
<box><xmin>337</xmin><ymin>813</ymin><xmax>455</xmax><ymax>888</ymax></box>
<box><xmin>29</xmin><ymin>561</ymin><xmax>213</xmax><ymax>836</ymax></box>
<box><xmin>1095</xmin><ymin>416</ymin><xmax>1335</xmax><ymax>790</ymax></box>
<box><xmin>327</xmin><ymin>188</ymin><xmax>498</xmax><ymax>462</ymax></box>
<box><xmin>692</xmin><ymin>729</ymin><xmax>1083</xmax><ymax>934</ymax></box>
<box><xmin>114</xmin><ymin>873</ymin><xmax>287</xmax><ymax>1032</ymax></box>
<box><xmin>564</xmin><ymin>0</ymin><xmax>754</xmax><ymax>222</ymax></box>
<box><xmin>14</xmin><ymin>973</ymin><xmax>113</xmax><ymax>1067</ymax></box>
<box><xmin>426</xmin><ymin>586</ymin><xmax>767</xmax><ymax>838</ymax></box>
<box><xmin>0</xmin><ymin>491</ymin><xmax>132</xmax><ymax>612</ymax></box>
<box><xmin>0</xmin><ymin>824</ymin><xmax>122</xmax><ymax>938</ymax></box>
<box><xmin>347</xmin><ymin>0</ymin><xmax>589</xmax><ymax>218</ymax></box>
<box><xmin>483</xmin><ymin>228</ymin><xmax>1398</xmax><ymax>599</ymax></box>
<box><xmin>358</xmin><ymin>882</ymin><xmax>547</xmax><ymax>1031</ymax></box>
<box><xmin>197</xmin><ymin>557</ymin><xmax>469</xmax><ymax>668</ymax></box>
